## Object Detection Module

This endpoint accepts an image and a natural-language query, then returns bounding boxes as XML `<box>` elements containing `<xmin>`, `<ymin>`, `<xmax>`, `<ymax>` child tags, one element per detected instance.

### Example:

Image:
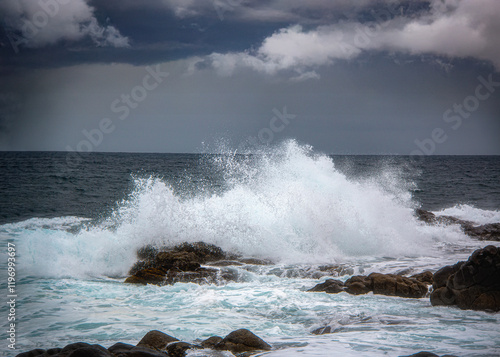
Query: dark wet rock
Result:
<box><xmin>124</xmin><ymin>268</ymin><xmax>168</xmax><ymax>285</ymax></box>
<box><xmin>16</xmin><ymin>349</ymin><xmax>48</xmax><ymax>357</ymax></box>
<box><xmin>463</xmin><ymin>223</ymin><xmax>500</xmax><ymax>241</ymax></box>
<box><xmin>307</xmin><ymin>279</ymin><xmax>344</xmax><ymax>294</ymax></box>
<box><xmin>126</xmin><ymin>242</ymin><xmax>235</xmax><ymax>286</ymax></box>
<box><xmin>370</xmin><ymin>273</ymin><xmax>428</xmax><ymax>298</ymax></box>
<box><xmin>136</xmin><ymin>330</ymin><xmax>179</xmax><ymax>351</ymax></box>
<box><xmin>415</xmin><ymin>209</ymin><xmax>500</xmax><ymax>241</ymax></box>
<box><xmin>415</xmin><ymin>209</ymin><xmax>470</xmax><ymax>226</ymax></box>
<box><xmin>432</xmin><ymin>262</ymin><xmax>464</xmax><ymax>290</ymax></box>
<box><xmin>308</xmin><ymin>273</ymin><xmax>428</xmax><ymax>298</ymax></box>
<box><xmin>166</xmin><ymin>342</ymin><xmax>198</xmax><ymax>357</ymax></box>
<box><xmin>410</xmin><ymin>271</ymin><xmax>434</xmax><ymax>285</ymax></box>
<box><xmin>200</xmin><ymin>336</ymin><xmax>223</xmax><ymax>348</ymax></box>
<box><xmin>415</xmin><ymin>209</ymin><xmax>439</xmax><ymax>224</ymax></box>
<box><xmin>215</xmin><ymin>328</ymin><xmax>272</xmax><ymax>353</ymax></box>
<box><xmin>17</xmin><ymin>329</ymin><xmax>271</xmax><ymax>357</ymax></box>
<box><xmin>430</xmin><ymin>245</ymin><xmax>500</xmax><ymax>311</ymax></box>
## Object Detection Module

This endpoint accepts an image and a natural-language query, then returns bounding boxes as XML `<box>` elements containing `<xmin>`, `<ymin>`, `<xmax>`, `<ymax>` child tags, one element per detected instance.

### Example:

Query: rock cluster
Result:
<box><xmin>430</xmin><ymin>245</ymin><xmax>500</xmax><ymax>312</ymax></box>
<box><xmin>124</xmin><ymin>242</ymin><xmax>238</xmax><ymax>286</ymax></box>
<box><xmin>415</xmin><ymin>209</ymin><xmax>500</xmax><ymax>241</ymax></box>
<box><xmin>16</xmin><ymin>328</ymin><xmax>271</xmax><ymax>357</ymax></box>
<box><xmin>308</xmin><ymin>272</ymin><xmax>430</xmax><ymax>299</ymax></box>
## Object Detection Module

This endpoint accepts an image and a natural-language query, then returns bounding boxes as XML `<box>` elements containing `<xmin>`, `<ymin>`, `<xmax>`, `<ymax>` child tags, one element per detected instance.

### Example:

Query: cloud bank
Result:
<box><xmin>206</xmin><ymin>0</ymin><xmax>500</xmax><ymax>78</ymax></box>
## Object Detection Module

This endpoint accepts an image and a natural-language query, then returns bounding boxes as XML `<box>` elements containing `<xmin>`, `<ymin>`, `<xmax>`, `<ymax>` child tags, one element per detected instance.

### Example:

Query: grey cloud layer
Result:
<box><xmin>205</xmin><ymin>0</ymin><xmax>500</xmax><ymax>78</ymax></box>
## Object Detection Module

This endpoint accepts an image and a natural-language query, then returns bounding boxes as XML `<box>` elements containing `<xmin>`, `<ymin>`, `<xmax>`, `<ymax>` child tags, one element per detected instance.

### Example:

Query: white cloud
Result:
<box><xmin>206</xmin><ymin>0</ymin><xmax>500</xmax><ymax>76</ymax></box>
<box><xmin>1</xmin><ymin>0</ymin><xmax>129</xmax><ymax>49</ymax></box>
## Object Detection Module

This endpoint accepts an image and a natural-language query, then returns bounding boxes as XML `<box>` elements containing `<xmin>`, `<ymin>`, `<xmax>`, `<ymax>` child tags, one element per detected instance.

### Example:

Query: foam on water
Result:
<box><xmin>3</xmin><ymin>140</ymin><xmax>479</xmax><ymax>279</ymax></box>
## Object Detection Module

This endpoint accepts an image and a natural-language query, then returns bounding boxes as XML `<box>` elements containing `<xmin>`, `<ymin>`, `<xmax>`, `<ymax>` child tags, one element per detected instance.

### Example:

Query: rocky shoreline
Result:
<box><xmin>16</xmin><ymin>210</ymin><xmax>500</xmax><ymax>357</ymax></box>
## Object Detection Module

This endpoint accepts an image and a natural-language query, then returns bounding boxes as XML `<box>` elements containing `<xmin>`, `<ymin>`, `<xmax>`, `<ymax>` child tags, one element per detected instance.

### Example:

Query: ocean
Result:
<box><xmin>1</xmin><ymin>140</ymin><xmax>499</xmax><ymax>356</ymax></box>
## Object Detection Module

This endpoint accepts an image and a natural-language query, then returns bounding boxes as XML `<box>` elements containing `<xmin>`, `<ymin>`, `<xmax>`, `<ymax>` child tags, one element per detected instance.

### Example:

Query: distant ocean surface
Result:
<box><xmin>1</xmin><ymin>140</ymin><xmax>499</xmax><ymax>356</ymax></box>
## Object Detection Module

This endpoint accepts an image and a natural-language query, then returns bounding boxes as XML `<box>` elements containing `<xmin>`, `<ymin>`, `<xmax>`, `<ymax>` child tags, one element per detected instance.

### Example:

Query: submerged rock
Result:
<box><xmin>308</xmin><ymin>273</ymin><xmax>429</xmax><ymax>298</ymax></box>
<box><xmin>430</xmin><ymin>245</ymin><xmax>500</xmax><ymax>312</ymax></box>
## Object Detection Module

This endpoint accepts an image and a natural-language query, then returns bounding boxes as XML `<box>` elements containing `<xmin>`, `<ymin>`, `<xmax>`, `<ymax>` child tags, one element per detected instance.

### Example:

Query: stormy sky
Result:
<box><xmin>0</xmin><ymin>0</ymin><xmax>499</xmax><ymax>154</ymax></box>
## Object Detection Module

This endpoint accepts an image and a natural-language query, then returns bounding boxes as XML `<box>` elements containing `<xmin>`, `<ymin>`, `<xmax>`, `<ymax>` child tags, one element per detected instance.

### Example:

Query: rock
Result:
<box><xmin>463</xmin><ymin>223</ymin><xmax>500</xmax><ymax>241</ymax></box>
<box><xmin>430</xmin><ymin>245</ymin><xmax>500</xmax><ymax>311</ymax></box>
<box><xmin>124</xmin><ymin>268</ymin><xmax>167</xmax><ymax>285</ymax></box>
<box><xmin>136</xmin><ymin>330</ymin><xmax>179</xmax><ymax>351</ymax></box>
<box><xmin>126</xmin><ymin>242</ymin><xmax>234</xmax><ymax>286</ymax></box>
<box><xmin>107</xmin><ymin>342</ymin><xmax>135</xmax><ymax>354</ymax></box>
<box><xmin>200</xmin><ymin>336</ymin><xmax>223</xmax><ymax>348</ymax></box>
<box><xmin>311</xmin><ymin>326</ymin><xmax>332</xmax><ymax>335</ymax></box>
<box><xmin>415</xmin><ymin>209</ymin><xmax>438</xmax><ymax>224</ymax></box>
<box><xmin>432</xmin><ymin>262</ymin><xmax>464</xmax><ymax>290</ymax></box>
<box><xmin>15</xmin><ymin>349</ymin><xmax>48</xmax><ymax>357</ymax></box>
<box><xmin>307</xmin><ymin>279</ymin><xmax>344</xmax><ymax>294</ymax></box>
<box><xmin>308</xmin><ymin>273</ymin><xmax>428</xmax><ymax>298</ymax></box>
<box><xmin>216</xmin><ymin>329</ymin><xmax>271</xmax><ymax>353</ymax></box>
<box><xmin>415</xmin><ymin>209</ymin><xmax>500</xmax><ymax>241</ymax></box>
<box><xmin>166</xmin><ymin>342</ymin><xmax>197</xmax><ymax>357</ymax></box>
<box><xmin>410</xmin><ymin>271</ymin><xmax>434</xmax><ymax>285</ymax></box>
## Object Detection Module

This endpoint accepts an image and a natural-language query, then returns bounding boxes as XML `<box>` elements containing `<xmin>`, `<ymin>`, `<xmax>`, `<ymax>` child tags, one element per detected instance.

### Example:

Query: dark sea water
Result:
<box><xmin>1</xmin><ymin>141</ymin><xmax>499</xmax><ymax>356</ymax></box>
<box><xmin>1</xmin><ymin>151</ymin><xmax>499</xmax><ymax>225</ymax></box>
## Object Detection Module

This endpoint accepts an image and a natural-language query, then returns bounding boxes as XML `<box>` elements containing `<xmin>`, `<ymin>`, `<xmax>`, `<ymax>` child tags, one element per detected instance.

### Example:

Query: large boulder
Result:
<box><xmin>136</xmin><ymin>330</ymin><xmax>179</xmax><ymax>351</ymax></box>
<box><xmin>215</xmin><ymin>329</ymin><xmax>271</xmax><ymax>353</ymax></box>
<box><xmin>430</xmin><ymin>245</ymin><xmax>500</xmax><ymax>312</ymax></box>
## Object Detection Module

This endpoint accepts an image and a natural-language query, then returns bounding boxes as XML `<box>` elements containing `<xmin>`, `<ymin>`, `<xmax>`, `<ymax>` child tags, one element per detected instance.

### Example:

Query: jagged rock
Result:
<box><xmin>200</xmin><ymin>336</ymin><xmax>223</xmax><ymax>348</ymax></box>
<box><xmin>415</xmin><ymin>209</ymin><xmax>500</xmax><ymax>241</ymax></box>
<box><xmin>136</xmin><ymin>330</ymin><xmax>179</xmax><ymax>351</ymax></box>
<box><xmin>215</xmin><ymin>329</ymin><xmax>271</xmax><ymax>353</ymax></box>
<box><xmin>307</xmin><ymin>279</ymin><xmax>344</xmax><ymax>294</ymax></box>
<box><xmin>430</xmin><ymin>245</ymin><xmax>500</xmax><ymax>311</ymax></box>
<box><xmin>126</xmin><ymin>242</ymin><xmax>233</xmax><ymax>286</ymax></box>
